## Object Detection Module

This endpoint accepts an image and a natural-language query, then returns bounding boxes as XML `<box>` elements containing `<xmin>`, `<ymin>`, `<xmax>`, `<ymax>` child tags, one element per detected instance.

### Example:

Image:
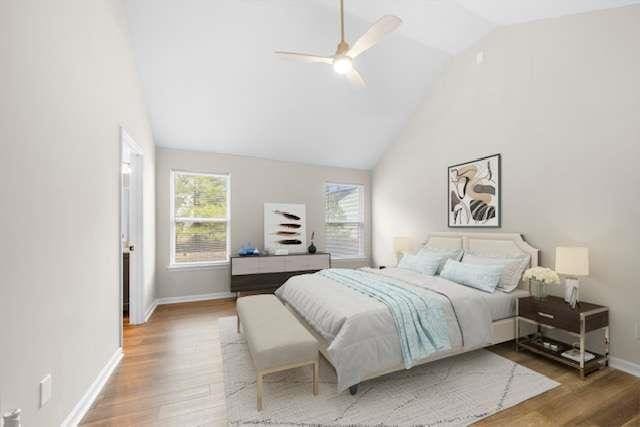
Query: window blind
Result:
<box><xmin>325</xmin><ymin>183</ymin><xmax>364</xmax><ymax>259</ymax></box>
<box><xmin>172</xmin><ymin>171</ymin><xmax>229</xmax><ymax>265</ymax></box>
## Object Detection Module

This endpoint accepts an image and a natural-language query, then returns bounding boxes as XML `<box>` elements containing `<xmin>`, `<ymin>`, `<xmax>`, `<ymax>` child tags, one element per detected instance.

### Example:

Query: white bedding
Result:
<box><xmin>275</xmin><ymin>267</ymin><xmax>500</xmax><ymax>391</ymax></box>
<box><xmin>485</xmin><ymin>288</ymin><xmax>529</xmax><ymax>320</ymax></box>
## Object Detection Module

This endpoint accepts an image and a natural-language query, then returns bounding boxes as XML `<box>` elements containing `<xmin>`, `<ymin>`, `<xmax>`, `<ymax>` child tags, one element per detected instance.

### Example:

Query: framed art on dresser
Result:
<box><xmin>448</xmin><ymin>153</ymin><xmax>501</xmax><ymax>228</ymax></box>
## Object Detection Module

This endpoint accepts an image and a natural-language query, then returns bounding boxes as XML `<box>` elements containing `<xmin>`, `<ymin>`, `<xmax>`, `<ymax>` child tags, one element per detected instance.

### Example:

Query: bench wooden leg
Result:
<box><xmin>256</xmin><ymin>372</ymin><xmax>263</xmax><ymax>411</ymax></box>
<box><xmin>313</xmin><ymin>361</ymin><xmax>319</xmax><ymax>396</ymax></box>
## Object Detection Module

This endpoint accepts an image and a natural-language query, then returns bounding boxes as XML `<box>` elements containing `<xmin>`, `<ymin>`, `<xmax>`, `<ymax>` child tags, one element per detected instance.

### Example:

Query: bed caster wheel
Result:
<box><xmin>349</xmin><ymin>384</ymin><xmax>359</xmax><ymax>395</ymax></box>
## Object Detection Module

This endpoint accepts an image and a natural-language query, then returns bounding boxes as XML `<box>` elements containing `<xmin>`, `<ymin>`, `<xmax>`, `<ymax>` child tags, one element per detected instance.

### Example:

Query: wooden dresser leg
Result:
<box><xmin>313</xmin><ymin>361</ymin><xmax>319</xmax><ymax>396</ymax></box>
<box><xmin>256</xmin><ymin>372</ymin><xmax>263</xmax><ymax>411</ymax></box>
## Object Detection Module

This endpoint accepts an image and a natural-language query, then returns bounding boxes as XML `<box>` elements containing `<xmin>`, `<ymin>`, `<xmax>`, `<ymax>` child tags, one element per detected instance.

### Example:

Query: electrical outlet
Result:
<box><xmin>476</xmin><ymin>51</ymin><xmax>485</xmax><ymax>64</ymax></box>
<box><xmin>40</xmin><ymin>374</ymin><xmax>52</xmax><ymax>408</ymax></box>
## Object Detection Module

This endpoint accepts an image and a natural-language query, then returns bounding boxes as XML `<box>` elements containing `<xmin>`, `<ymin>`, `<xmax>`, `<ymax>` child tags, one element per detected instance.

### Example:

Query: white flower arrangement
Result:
<box><xmin>523</xmin><ymin>267</ymin><xmax>560</xmax><ymax>285</ymax></box>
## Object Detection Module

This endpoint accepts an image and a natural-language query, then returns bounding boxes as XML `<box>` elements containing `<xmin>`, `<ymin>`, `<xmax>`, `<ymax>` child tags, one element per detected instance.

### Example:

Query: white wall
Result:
<box><xmin>372</xmin><ymin>6</ymin><xmax>640</xmax><ymax>366</ymax></box>
<box><xmin>156</xmin><ymin>148</ymin><xmax>371</xmax><ymax>298</ymax></box>
<box><xmin>0</xmin><ymin>1</ymin><xmax>155</xmax><ymax>424</ymax></box>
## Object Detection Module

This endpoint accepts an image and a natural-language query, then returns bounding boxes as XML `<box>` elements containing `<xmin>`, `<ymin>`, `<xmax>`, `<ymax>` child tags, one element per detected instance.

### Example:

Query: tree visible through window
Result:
<box><xmin>325</xmin><ymin>183</ymin><xmax>364</xmax><ymax>259</ymax></box>
<box><xmin>171</xmin><ymin>171</ymin><xmax>229</xmax><ymax>265</ymax></box>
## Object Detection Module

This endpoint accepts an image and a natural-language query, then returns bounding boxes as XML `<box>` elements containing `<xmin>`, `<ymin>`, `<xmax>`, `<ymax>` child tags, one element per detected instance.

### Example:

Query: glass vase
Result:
<box><xmin>529</xmin><ymin>279</ymin><xmax>548</xmax><ymax>301</ymax></box>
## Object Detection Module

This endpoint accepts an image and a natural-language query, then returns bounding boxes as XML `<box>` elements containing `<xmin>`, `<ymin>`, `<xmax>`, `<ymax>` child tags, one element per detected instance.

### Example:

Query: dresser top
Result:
<box><xmin>231</xmin><ymin>252</ymin><xmax>330</xmax><ymax>260</ymax></box>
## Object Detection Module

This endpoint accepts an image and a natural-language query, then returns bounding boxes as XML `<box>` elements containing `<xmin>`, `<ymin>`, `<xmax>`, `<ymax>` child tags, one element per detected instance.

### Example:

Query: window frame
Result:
<box><xmin>324</xmin><ymin>181</ymin><xmax>366</xmax><ymax>260</ymax></box>
<box><xmin>169</xmin><ymin>169</ymin><xmax>231</xmax><ymax>269</ymax></box>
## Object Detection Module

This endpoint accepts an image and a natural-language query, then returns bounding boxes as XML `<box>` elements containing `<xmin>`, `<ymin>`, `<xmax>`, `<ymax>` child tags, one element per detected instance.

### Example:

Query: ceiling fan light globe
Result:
<box><xmin>333</xmin><ymin>56</ymin><xmax>353</xmax><ymax>75</ymax></box>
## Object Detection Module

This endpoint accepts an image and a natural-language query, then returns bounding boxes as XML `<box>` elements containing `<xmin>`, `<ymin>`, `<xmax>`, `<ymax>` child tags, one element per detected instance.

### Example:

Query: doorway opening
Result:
<box><xmin>120</xmin><ymin>127</ymin><xmax>145</xmax><ymax>333</ymax></box>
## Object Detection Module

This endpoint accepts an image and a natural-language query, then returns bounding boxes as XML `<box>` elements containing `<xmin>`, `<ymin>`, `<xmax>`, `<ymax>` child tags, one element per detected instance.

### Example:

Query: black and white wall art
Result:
<box><xmin>448</xmin><ymin>154</ymin><xmax>501</xmax><ymax>228</ymax></box>
<box><xmin>264</xmin><ymin>203</ymin><xmax>307</xmax><ymax>254</ymax></box>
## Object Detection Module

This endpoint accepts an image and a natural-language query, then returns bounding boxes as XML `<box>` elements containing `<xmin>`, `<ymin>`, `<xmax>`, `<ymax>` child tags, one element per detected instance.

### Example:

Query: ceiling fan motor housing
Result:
<box><xmin>336</xmin><ymin>40</ymin><xmax>350</xmax><ymax>56</ymax></box>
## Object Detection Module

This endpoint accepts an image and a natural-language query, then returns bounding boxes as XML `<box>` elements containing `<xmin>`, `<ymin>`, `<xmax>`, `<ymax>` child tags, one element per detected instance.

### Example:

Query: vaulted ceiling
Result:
<box><xmin>126</xmin><ymin>0</ymin><xmax>639</xmax><ymax>169</ymax></box>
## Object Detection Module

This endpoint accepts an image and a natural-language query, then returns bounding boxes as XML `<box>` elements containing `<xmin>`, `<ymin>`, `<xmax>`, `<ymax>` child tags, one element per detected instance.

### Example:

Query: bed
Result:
<box><xmin>275</xmin><ymin>232</ymin><xmax>539</xmax><ymax>393</ymax></box>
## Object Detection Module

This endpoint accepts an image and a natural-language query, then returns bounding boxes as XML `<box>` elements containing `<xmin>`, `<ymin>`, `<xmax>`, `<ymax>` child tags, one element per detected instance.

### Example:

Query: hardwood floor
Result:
<box><xmin>81</xmin><ymin>300</ymin><xmax>639</xmax><ymax>426</ymax></box>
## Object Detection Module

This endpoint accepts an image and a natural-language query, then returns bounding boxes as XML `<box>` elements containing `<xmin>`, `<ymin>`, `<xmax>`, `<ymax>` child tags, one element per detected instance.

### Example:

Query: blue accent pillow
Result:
<box><xmin>397</xmin><ymin>252</ymin><xmax>440</xmax><ymax>276</ymax></box>
<box><xmin>417</xmin><ymin>247</ymin><xmax>464</xmax><ymax>274</ymax></box>
<box><xmin>440</xmin><ymin>259</ymin><xmax>504</xmax><ymax>293</ymax></box>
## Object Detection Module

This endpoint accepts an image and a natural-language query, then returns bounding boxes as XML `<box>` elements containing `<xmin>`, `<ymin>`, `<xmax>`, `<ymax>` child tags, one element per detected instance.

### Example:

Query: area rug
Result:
<box><xmin>219</xmin><ymin>316</ymin><xmax>558</xmax><ymax>426</ymax></box>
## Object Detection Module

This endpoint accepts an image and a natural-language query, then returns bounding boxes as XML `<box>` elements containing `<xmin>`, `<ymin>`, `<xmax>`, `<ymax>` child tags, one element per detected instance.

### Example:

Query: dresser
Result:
<box><xmin>230</xmin><ymin>253</ymin><xmax>331</xmax><ymax>296</ymax></box>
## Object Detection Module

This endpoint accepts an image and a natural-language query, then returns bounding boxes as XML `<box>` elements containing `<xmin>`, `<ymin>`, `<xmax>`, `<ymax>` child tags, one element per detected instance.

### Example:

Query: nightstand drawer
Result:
<box><xmin>519</xmin><ymin>298</ymin><xmax>581</xmax><ymax>333</ymax></box>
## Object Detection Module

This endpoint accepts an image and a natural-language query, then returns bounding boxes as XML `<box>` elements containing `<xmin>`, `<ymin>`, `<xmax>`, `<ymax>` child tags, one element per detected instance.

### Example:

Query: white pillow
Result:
<box><xmin>417</xmin><ymin>247</ymin><xmax>464</xmax><ymax>274</ymax></box>
<box><xmin>440</xmin><ymin>259</ymin><xmax>504</xmax><ymax>293</ymax></box>
<box><xmin>397</xmin><ymin>252</ymin><xmax>441</xmax><ymax>276</ymax></box>
<box><xmin>461</xmin><ymin>251</ymin><xmax>530</xmax><ymax>292</ymax></box>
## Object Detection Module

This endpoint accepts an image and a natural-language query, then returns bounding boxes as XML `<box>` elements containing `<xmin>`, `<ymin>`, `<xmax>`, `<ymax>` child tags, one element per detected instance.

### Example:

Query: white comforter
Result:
<box><xmin>275</xmin><ymin>267</ymin><xmax>494</xmax><ymax>391</ymax></box>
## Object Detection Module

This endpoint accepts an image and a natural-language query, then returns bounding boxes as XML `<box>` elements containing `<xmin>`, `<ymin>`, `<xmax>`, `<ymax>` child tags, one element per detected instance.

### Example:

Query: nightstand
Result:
<box><xmin>516</xmin><ymin>295</ymin><xmax>609</xmax><ymax>379</ymax></box>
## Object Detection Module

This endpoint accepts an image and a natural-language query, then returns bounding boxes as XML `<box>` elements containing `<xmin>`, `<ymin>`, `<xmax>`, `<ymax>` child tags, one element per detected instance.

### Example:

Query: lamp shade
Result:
<box><xmin>555</xmin><ymin>247</ymin><xmax>589</xmax><ymax>276</ymax></box>
<box><xmin>393</xmin><ymin>237</ymin><xmax>411</xmax><ymax>253</ymax></box>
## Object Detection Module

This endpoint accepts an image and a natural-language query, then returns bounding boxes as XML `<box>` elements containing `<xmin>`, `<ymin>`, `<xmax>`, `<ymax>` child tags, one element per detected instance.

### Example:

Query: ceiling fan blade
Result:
<box><xmin>346</xmin><ymin>68</ymin><xmax>366</xmax><ymax>88</ymax></box>
<box><xmin>347</xmin><ymin>15</ymin><xmax>402</xmax><ymax>59</ymax></box>
<box><xmin>274</xmin><ymin>51</ymin><xmax>333</xmax><ymax>64</ymax></box>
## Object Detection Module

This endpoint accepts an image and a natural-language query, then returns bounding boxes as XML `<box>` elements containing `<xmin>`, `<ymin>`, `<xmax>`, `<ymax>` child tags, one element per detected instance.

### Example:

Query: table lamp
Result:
<box><xmin>555</xmin><ymin>247</ymin><xmax>589</xmax><ymax>307</ymax></box>
<box><xmin>393</xmin><ymin>237</ymin><xmax>411</xmax><ymax>265</ymax></box>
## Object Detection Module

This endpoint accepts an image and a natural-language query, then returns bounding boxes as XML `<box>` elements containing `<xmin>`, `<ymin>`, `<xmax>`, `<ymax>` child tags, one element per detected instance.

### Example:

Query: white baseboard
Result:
<box><xmin>144</xmin><ymin>299</ymin><xmax>158</xmax><ymax>322</ymax></box>
<box><xmin>62</xmin><ymin>347</ymin><xmax>123</xmax><ymax>427</ymax></box>
<box><xmin>156</xmin><ymin>291</ymin><xmax>234</xmax><ymax>306</ymax></box>
<box><xmin>610</xmin><ymin>356</ymin><xmax>640</xmax><ymax>377</ymax></box>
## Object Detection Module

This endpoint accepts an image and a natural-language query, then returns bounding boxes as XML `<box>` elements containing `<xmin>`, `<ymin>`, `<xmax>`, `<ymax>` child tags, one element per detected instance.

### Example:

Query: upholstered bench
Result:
<box><xmin>236</xmin><ymin>294</ymin><xmax>319</xmax><ymax>410</ymax></box>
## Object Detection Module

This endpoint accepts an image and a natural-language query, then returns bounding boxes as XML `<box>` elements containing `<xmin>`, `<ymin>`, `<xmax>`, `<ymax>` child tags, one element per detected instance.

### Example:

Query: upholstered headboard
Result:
<box><xmin>423</xmin><ymin>232</ymin><xmax>539</xmax><ymax>268</ymax></box>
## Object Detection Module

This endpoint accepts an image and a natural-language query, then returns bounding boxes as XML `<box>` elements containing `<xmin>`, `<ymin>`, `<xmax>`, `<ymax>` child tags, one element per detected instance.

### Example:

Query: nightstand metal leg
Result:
<box><xmin>604</xmin><ymin>325</ymin><xmax>610</xmax><ymax>367</ymax></box>
<box><xmin>515</xmin><ymin>299</ymin><xmax>519</xmax><ymax>352</ymax></box>
<box><xmin>580</xmin><ymin>315</ymin><xmax>586</xmax><ymax>379</ymax></box>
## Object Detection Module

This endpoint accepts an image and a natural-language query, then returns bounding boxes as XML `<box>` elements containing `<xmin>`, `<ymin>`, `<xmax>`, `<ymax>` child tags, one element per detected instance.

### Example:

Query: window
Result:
<box><xmin>325</xmin><ymin>182</ymin><xmax>365</xmax><ymax>259</ymax></box>
<box><xmin>170</xmin><ymin>171</ymin><xmax>230</xmax><ymax>266</ymax></box>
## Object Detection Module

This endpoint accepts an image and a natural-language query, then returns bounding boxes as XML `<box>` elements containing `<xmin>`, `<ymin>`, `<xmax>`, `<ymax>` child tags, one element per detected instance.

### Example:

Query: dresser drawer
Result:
<box><xmin>258</xmin><ymin>257</ymin><xmax>286</xmax><ymax>273</ymax></box>
<box><xmin>231</xmin><ymin>257</ymin><xmax>259</xmax><ymax>275</ymax></box>
<box><xmin>285</xmin><ymin>254</ymin><xmax>330</xmax><ymax>272</ymax></box>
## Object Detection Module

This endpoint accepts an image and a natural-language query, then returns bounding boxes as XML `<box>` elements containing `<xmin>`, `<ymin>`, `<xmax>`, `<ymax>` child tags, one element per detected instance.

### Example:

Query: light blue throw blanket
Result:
<box><xmin>317</xmin><ymin>269</ymin><xmax>451</xmax><ymax>368</ymax></box>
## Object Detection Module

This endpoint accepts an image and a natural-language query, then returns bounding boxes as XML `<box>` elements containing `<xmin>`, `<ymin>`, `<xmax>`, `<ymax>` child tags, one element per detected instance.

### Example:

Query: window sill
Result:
<box><xmin>167</xmin><ymin>262</ymin><xmax>229</xmax><ymax>271</ymax></box>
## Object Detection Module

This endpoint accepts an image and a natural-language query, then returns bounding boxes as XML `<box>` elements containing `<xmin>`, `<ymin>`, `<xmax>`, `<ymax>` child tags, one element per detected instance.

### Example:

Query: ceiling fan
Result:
<box><xmin>274</xmin><ymin>0</ymin><xmax>402</xmax><ymax>88</ymax></box>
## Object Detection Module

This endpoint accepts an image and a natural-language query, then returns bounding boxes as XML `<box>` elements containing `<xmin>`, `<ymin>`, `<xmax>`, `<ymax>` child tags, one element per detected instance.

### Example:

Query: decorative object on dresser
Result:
<box><xmin>516</xmin><ymin>295</ymin><xmax>609</xmax><ymax>379</ymax></box>
<box><xmin>392</xmin><ymin>236</ymin><xmax>411</xmax><ymax>264</ymax></box>
<box><xmin>307</xmin><ymin>231</ymin><xmax>317</xmax><ymax>254</ymax></box>
<box><xmin>230</xmin><ymin>252</ymin><xmax>331</xmax><ymax>296</ymax></box>
<box><xmin>556</xmin><ymin>246</ymin><xmax>589</xmax><ymax>308</ymax></box>
<box><xmin>523</xmin><ymin>266</ymin><xmax>560</xmax><ymax>301</ymax></box>
<box><xmin>264</xmin><ymin>203</ymin><xmax>306</xmax><ymax>255</ymax></box>
<box><xmin>238</xmin><ymin>243</ymin><xmax>260</xmax><ymax>256</ymax></box>
<box><xmin>448</xmin><ymin>153</ymin><xmax>501</xmax><ymax>228</ymax></box>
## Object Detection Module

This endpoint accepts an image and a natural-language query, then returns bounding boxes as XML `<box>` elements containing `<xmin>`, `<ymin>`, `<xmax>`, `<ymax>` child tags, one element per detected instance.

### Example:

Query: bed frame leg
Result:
<box><xmin>349</xmin><ymin>384</ymin><xmax>359</xmax><ymax>395</ymax></box>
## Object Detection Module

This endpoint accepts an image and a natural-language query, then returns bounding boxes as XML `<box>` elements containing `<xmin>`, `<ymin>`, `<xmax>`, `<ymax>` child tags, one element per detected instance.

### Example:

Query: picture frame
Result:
<box><xmin>264</xmin><ymin>203</ymin><xmax>307</xmax><ymax>254</ymax></box>
<box><xmin>448</xmin><ymin>153</ymin><xmax>501</xmax><ymax>228</ymax></box>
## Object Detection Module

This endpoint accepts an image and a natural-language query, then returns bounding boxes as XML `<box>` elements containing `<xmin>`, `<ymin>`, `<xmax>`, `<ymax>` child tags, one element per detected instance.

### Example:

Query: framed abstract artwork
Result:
<box><xmin>448</xmin><ymin>154</ymin><xmax>501</xmax><ymax>228</ymax></box>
